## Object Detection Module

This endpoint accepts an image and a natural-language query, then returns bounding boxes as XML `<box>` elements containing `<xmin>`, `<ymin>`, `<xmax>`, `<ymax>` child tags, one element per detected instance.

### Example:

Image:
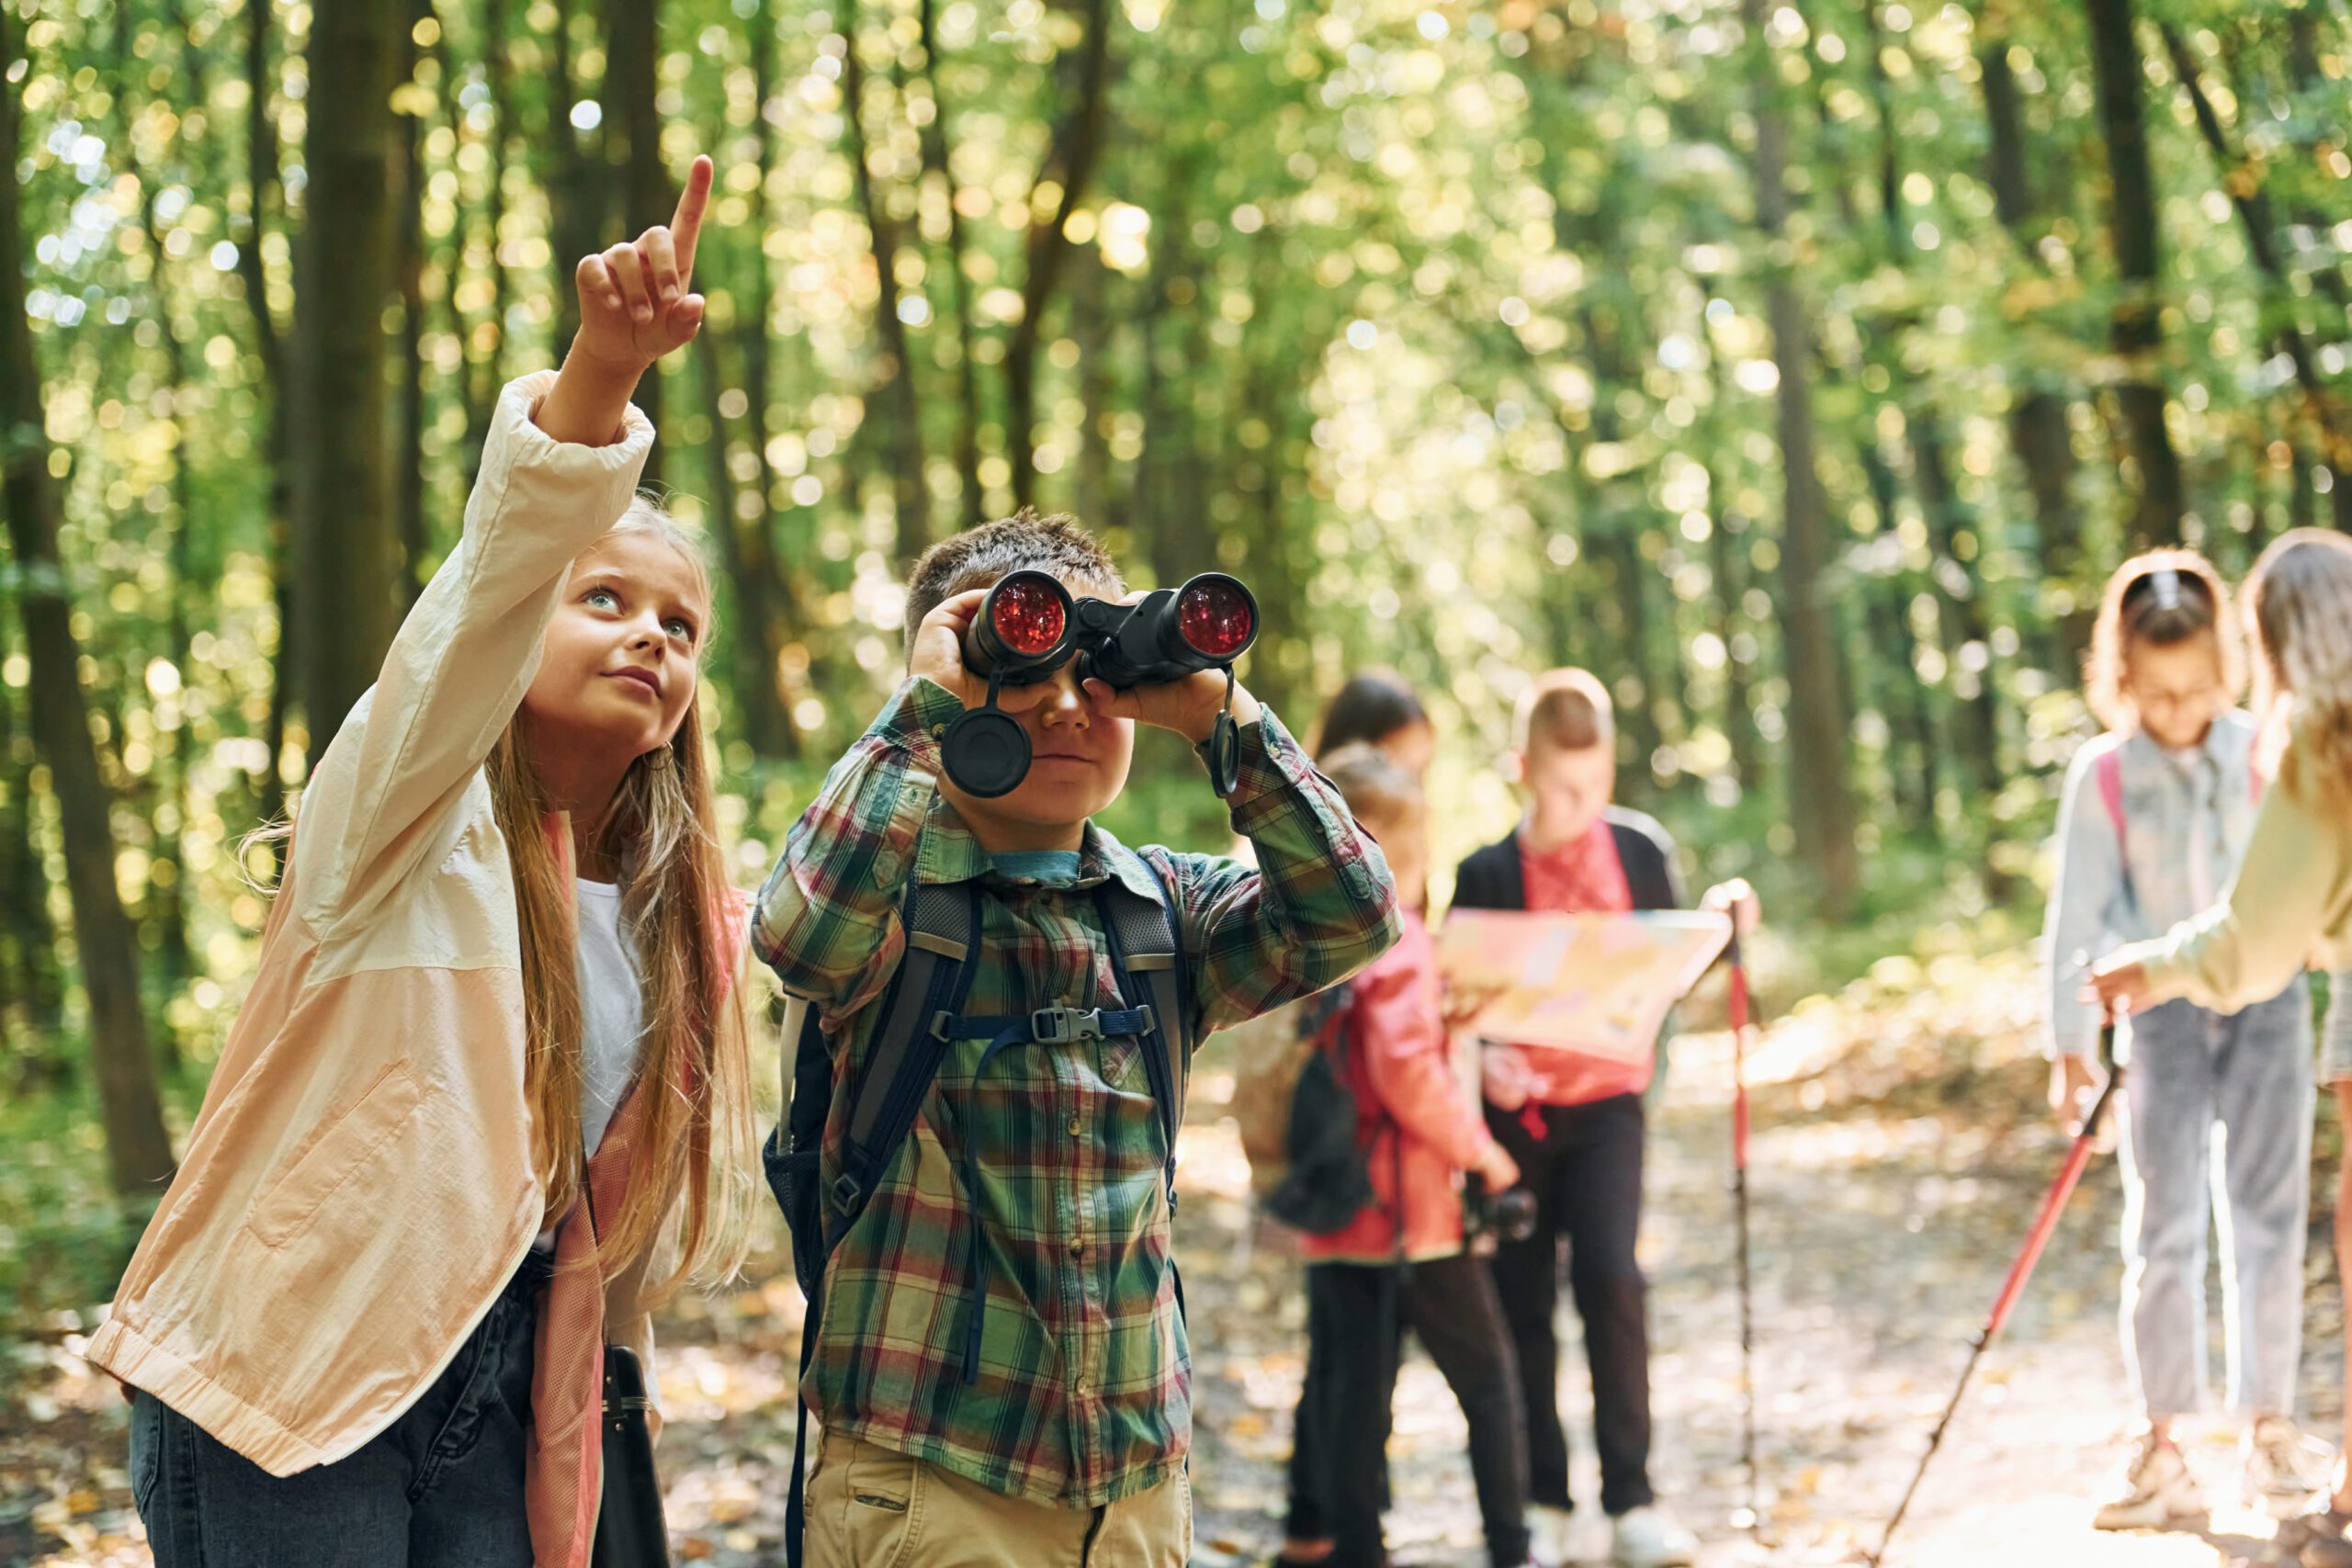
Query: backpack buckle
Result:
<box><xmin>829</xmin><ymin>1173</ymin><xmax>864</xmax><ymax>1215</ymax></box>
<box><xmin>1030</xmin><ymin>1007</ymin><xmax>1104</xmax><ymax>1043</ymax></box>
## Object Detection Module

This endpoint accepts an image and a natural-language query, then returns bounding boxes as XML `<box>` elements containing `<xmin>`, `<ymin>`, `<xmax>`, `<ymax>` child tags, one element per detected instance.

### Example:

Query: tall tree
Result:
<box><xmin>1976</xmin><ymin>16</ymin><xmax>2089</xmax><ymax>665</ymax></box>
<box><xmin>1004</xmin><ymin>0</ymin><xmax>1113</xmax><ymax>511</ymax></box>
<box><xmin>840</xmin><ymin>4</ymin><xmax>930</xmax><ymax>564</ymax></box>
<box><xmin>1743</xmin><ymin>0</ymin><xmax>1859</xmax><ymax>912</ymax></box>
<box><xmin>241</xmin><ymin>0</ymin><xmax>295</xmax><ymax>833</ymax></box>
<box><xmin>0</xmin><ymin>5</ymin><xmax>177</xmax><ymax>1191</ymax></box>
<box><xmin>290</xmin><ymin>0</ymin><xmax>406</xmax><ymax>748</ymax></box>
<box><xmin>2084</xmin><ymin>0</ymin><xmax>2187</xmax><ymax>546</ymax></box>
<box><xmin>128</xmin><ymin>0</ymin><xmax>202</xmax><ymax>989</ymax></box>
<box><xmin>604</xmin><ymin>0</ymin><xmax>668</xmax><ymax>483</ymax></box>
<box><xmin>914</xmin><ymin>0</ymin><xmax>987</xmax><ymax>526</ymax></box>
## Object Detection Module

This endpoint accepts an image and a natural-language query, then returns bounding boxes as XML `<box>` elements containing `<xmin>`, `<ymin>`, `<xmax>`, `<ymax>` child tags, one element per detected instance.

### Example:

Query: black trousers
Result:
<box><xmin>1486</xmin><ymin>1092</ymin><xmax>1654</xmax><ymax>1517</ymax></box>
<box><xmin>1285</xmin><ymin>1251</ymin><xmax>1530</xmax><ymax>1568</ymax></box>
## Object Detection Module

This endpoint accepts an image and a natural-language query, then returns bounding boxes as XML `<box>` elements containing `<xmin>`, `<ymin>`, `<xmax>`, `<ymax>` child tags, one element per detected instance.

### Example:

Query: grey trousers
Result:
<box><xmin>2116</xmin><ymin>984</ymin><xmax>2313</xmax><ymax>1419</ymax></box>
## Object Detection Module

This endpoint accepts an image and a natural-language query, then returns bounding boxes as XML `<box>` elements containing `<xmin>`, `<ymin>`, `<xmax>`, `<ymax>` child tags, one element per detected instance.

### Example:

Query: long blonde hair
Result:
<box><xmin>2243</xmin><ymin>528</ymin><xmax>2352</xmax><ymax>815</ymax></box>
<box><xmin>489</xmin><ymin>497</ymin><xmax>753</xmax><ymax>1301</ymax></box>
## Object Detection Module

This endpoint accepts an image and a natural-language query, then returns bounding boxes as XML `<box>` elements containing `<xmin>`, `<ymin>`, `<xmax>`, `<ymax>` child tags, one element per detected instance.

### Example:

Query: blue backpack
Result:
<box><xmin>762</xmin><ymin>869</ymin><xmax>1196</xmax><ymax>1565</ymax></box>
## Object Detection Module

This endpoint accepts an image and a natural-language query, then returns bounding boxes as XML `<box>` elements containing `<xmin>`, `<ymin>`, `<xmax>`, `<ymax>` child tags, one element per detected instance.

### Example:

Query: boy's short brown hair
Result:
<box><xmin>902</xmin><ymin>510</ymin><xmax>1125</xmax><ymax>659</ymax></box>
<box><xmin>1511</xmin><ymin>668</ymin><xmax>1614</xmax><ymax>752</ymax></box>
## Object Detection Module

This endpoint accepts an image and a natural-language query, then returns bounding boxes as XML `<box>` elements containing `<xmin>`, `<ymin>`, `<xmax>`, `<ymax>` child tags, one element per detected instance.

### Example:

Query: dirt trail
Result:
<box><xmin>5</xmin><ymin>953</ymin><xmax>2336</xmax><ymax>1567</ymax></box>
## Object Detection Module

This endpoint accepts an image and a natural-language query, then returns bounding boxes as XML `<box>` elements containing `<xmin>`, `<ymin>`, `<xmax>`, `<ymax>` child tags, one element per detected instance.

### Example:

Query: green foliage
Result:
<box><xmin>7</xmin><ymin>0</ymin><xmax>2352</xmax><ymax>1314</ymax></box>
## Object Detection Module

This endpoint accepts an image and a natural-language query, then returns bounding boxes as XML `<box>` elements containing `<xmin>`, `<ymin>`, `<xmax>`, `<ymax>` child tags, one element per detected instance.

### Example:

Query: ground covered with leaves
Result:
<box><xmin>4</xmin><ymin>946</ymin><xmax>2342</xmax><ymax>1566</ymax></box>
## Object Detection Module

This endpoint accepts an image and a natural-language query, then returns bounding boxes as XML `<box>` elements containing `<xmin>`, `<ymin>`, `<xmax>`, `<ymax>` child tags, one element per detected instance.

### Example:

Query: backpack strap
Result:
<box><xmin>1098</xmin><ymin>862</ymin><xmax>1195</xmax><ymax>1177</ymax></box>
<box><xmin>781</xmin><ymin>879</ymin><xmax>983</xmax><ymax>1568</ymax></box>
<box><xmin>2095</xmin><ymin>747</ymin><xmax>2126</xmax><ymax>854</ymax></box>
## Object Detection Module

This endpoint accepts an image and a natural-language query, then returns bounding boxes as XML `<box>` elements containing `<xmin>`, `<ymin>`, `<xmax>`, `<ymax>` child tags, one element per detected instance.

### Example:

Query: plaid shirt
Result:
<box><xmin>752</xmin><ymin>677</ymin><xmax>1398</xmax><ymax>1506</ymax></box>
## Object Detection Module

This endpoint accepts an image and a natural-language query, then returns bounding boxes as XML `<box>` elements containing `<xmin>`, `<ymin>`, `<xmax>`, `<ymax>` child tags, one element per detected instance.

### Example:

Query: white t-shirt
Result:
<box><xmin>574</xmin><ymin>877</ymin><xmax>648</xmax><ymax>1159</ymax></box>
<box><xmin>534</xmin><ymin>877</ymin><xmax>649</xmax><ymax>1250</ymax></box>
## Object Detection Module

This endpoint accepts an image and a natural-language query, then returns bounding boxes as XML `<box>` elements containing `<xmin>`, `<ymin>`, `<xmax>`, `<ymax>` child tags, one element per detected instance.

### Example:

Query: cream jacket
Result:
<box><xmin>2134</xmin><ymin>725</ymin><xmax>2352</xmax><ymax>1012</ymax></box>
<box><xmin>86</xmin><ymin>372</ymin><xmax>660</xmax><ymax>1475</ymax></box>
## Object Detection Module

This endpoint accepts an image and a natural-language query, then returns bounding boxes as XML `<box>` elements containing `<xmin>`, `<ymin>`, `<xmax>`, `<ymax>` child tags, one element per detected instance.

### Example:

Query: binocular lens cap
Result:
<box><xmin>943</xmin><ymin>707</ymin><xmax>1033</xmax><ymax>798</ymax></box>
<box><xmin>1204</xmin><ymin>711</ymin><xmax>1243</xmax><ymax>796</ymax></box>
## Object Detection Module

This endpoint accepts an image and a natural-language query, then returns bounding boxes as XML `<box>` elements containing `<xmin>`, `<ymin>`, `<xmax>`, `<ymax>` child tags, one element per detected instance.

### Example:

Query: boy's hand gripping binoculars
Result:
<box><xmin>944</xmin><ymin>571</ymin><xmax>1259</xmax><ymax>798</ymax></box>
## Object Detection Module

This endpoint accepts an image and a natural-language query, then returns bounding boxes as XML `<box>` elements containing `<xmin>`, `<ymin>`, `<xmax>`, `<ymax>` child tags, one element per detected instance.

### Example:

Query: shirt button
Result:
<box><xmin>1069</xmin><ymin>1236</ymin><xmax>1086</xmax><ymax>1258</ymax></box>
<box><xmin>1068</xmin><ymin>1116</ymin><xmax>1083</xmax><ymax>1137</ymax></box>
<box><xmin>873</xmin><ymin>850</ymin><xmax>902</xmax><ymax>886</ymax></box>
<box><xmin>929</xmin><ymin>723</ymin><xmax>947</xmax><ymax>739</ymax></box>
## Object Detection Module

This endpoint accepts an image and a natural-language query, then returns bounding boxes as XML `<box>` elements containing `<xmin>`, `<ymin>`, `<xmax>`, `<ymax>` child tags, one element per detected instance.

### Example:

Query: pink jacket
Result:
<box><xmin>85</xmin><ymin>373</ymin><xmax>663</xmax><ymax>1493</ymax></box>
<box><xmin>1300</xmin><ymin>909</ymin><xmax>1501</xmax><ymax>1265</ymax></box>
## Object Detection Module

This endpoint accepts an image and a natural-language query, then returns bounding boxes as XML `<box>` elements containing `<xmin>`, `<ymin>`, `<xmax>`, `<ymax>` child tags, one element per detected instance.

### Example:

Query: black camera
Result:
<box><xmin>1463</xmin><ymin>1179</ymin><xmax>1538</xmax><ymax>1245</ymax></box>
<box><xmin>943</xmin><ymin>570</ymin><xmax>1260</xmax><ymax>799</ymax></box>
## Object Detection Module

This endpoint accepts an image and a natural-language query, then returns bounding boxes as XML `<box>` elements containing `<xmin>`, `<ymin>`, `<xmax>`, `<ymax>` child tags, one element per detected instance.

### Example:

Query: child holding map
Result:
<box><xmin>1450</xmin><ymin>668</ymin><xmax>1753</xmax><ymax>1568</ymax></box>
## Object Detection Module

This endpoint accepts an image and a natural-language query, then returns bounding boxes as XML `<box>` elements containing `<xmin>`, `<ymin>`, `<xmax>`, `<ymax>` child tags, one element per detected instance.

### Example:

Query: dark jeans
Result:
<box><xmin>1285</xmin><ymin>1252</ymin><xmax>1530</xmax><ymax>1568</ymax></box>
<box><xmin>132</xmin><ymin>1250</ymin><xmax>549</xmax><ymax>1567</ymax></box>
<box><xmin>1486</xmin><ymin>1092</ymin><xmax>1653</xmax><ymax>1517</ymax></box>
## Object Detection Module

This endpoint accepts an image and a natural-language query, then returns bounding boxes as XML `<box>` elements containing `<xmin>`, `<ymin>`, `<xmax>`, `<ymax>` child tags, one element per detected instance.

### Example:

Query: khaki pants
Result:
<box><xmin>803</xmin><ymin>1429</ymin><xmax>1193</xmax><ymax>1568</ymax></box>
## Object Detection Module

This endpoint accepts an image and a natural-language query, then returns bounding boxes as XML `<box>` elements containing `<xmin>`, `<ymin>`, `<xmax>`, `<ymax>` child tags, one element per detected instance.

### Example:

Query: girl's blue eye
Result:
<box><xmin>585</xmin><ymin>587</ymin><xmax>618</xmax><ymax>608</ymax></box>
<box><xmin>664</xmin><ymin>618</ymin><xmax>695</xmax><ymax>641</ymax></box>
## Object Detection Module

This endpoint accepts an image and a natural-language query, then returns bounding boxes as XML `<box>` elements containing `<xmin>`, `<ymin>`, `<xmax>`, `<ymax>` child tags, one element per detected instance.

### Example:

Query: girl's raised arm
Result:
<box><xmin>292</xmin><ymin>157</ymin><xmax>717</xmax><ymax>940</ymax></box>
<box><xmin>537</xmin><ymin>156</ymin><xmax>711</xmax><ymax>446</ymax></box>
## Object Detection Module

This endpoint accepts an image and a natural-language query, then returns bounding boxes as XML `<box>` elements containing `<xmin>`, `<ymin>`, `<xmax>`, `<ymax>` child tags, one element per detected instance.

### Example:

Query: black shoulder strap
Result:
<box><xmin>782</xmin><ymin>880</ymin><xmax>983</xmax><ymax>1568</ymax></box>
<box><xmin>1096</xmin><ymin>862</ymin><xmax>1193</xmax><ymax>1158</ymax></box>
<box><xmin>827</xmin><ymin>881</ymin><xmax>986</xmax><ymax>1233</ymax></box>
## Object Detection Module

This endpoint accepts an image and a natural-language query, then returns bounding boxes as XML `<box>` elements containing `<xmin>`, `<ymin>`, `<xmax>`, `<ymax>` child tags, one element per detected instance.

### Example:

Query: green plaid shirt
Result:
<box><xmin>752</xmin><ymin>677</ymin><xmax>1398</xmax><ymax>1506</ymax></box>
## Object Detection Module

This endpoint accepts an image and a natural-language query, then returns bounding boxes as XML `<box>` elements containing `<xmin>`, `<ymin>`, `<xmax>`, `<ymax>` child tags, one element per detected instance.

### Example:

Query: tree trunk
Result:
<box><xmin>0</xmin><ymin>5</ymin><xmax>177</xmax><ymax>1190</ymax></box>
<box><xmin>1976</xmin><ymin>21</ymin><xmax>2089</xmax><ymax>667</ymax></box>
<box><xmin>695</xmin><ymin>319</ymin><xmax>797</xmax><ymax>758</ymax></box>
<box><xmin>730</xmin><ymin>0</ymin><xmax>800</xmax><ymax>760</ymax></box>
<box><xmin>915</xmin><ymin>0</ymin><xmax>987</xmax><ymax>526</ymax></box>
<box><xmin>602</xmin><ymin>0</ymin><xmax>667</xmax><ymax>486</ymax></box>
<box><xmin>1072</xmin><ymin>247</ymin><xmax>1114</xmax><ymax>528</ymax></box>
<box><xmin>2084</xmin><ymin>0</ymin><xmax>2187</xmax><ymax>546</ymax></box>
<box><xmin>129</xmin><ymin>0</ymin><xmax>202</xmax><ymax>997</ymax></box>
<box><xmin>841</xmin><ymin>3</ymin><xmax>930</xmax><ymax>564</ymax></box>
<box><xmin>291</xmin><ymin>0</ymin><xmax>405</xmax><ymax>750</ymax></box>
<box><xmin>471</xmin><ymin>0</ymin><xmax>515</xmax><ymax>469</ymax></box>
<box><xmin>1743</xmin><ymin>0</ymin><xmax>1859</xmax><ymax>913</ymax></box>
<box><xmin>1909</xmin><ymin>413</ymin><xmax>2003</xmax><ymax>797</ymax></box>
<box><xmin>0</xmin><ymin>630</ymin><xmax>66</xmax><ymax>1056</ymax></box>
<box><xmin>546</xmin><ymin>0</ymin><xmax>605</xmax><ymax>353</ymax></box>
<box><xmin>396</xmin><ymin>0</ymin><xmax>431</xmax><ymax>609</ymax></box>
<box><xmin>1698</xmin><ymin>288</ymin><xmax>1762</xmax><ymax>792</ymax></box>
<box><xmin>1004</xmin><ymin>0</ymin><xmax>1112</xmax><ymax>511</ymax></box>
<box><xmin>1855</xmin><ymin>0</ymin><xmax>2003</xmax><ymax>803</ymax></box>
<box><xmin>242</xmin><ymin>0</ymin><xmax>293</xmax><ymax>834</ymax></box>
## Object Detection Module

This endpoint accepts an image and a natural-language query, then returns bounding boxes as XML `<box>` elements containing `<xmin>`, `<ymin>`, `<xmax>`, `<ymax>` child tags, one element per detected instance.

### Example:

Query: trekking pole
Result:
<box><xmin>1867</xmin><ymin>1001</ymin><xmax>2123</xmax><ymax>1567</ymax></box>
<box><xmin>1726</xmin><ymin>935</ymin><xmax>1761</xmax><ymax>1542</ymax></box>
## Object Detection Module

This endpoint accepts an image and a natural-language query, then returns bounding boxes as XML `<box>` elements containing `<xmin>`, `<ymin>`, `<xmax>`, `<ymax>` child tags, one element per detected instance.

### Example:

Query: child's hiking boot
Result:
<box><xmin>1608</xmin><ymin>1504</ymin><xmax>1698</xmax><ymax>1567</ymax></box>
<box><xmin>2092</xmin><ymin>1432</ymin><xmax>2206</xmax><ymax>1530</ymax></box>
<box><xmin>1526</xmin><ymin>1504</ymin><xmax>1576</xmax><ymax>1568</ymax></box>
<box><xmin>2245</xmin><ymin>1416</ymin><xmax>2335</xmax><ymax>1517</ymax></box>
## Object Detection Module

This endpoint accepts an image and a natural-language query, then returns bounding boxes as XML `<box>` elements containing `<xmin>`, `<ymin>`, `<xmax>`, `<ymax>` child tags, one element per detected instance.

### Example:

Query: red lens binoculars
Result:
<box><xmin>944</xmin><ymin>571</ymin><xmax>1259</xmax><ymax>798</ymax></box>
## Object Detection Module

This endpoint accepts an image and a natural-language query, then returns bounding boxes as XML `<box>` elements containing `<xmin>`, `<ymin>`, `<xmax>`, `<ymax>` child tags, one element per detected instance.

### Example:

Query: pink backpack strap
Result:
<box><xmin>2095</xmin><ymin>748</ymin><xmax>2126</xmax><ymax>852</ymax></box>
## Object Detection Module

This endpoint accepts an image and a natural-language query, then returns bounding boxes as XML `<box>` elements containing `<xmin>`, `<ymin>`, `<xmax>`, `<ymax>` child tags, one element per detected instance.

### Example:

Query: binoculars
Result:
<box><xmin>1464</xmin><ymin>1179</ymin><xmax>1538</xmax><ymax>1246</ymax></box>
<box><xmin>943</xmin><ymin>570</ymin><xmax>1260</xmax><ymax>798</ymax></box>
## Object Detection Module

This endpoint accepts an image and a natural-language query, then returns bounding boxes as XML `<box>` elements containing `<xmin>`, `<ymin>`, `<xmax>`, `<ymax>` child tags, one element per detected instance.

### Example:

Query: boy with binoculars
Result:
<box><xmin>752</xmin><ymin>510</ymin><xmax>1400</xmax><ymax>1565</ymax></box>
